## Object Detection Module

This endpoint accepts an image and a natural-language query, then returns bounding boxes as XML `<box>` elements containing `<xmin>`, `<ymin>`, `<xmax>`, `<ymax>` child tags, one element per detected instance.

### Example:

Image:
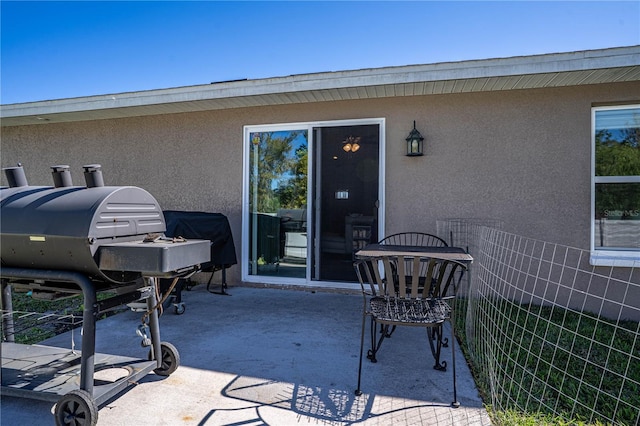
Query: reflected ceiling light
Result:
<box><xmin>342</xmin><ymin>136</ymin><xmax>361</xmax><ymax>153</ymax></box>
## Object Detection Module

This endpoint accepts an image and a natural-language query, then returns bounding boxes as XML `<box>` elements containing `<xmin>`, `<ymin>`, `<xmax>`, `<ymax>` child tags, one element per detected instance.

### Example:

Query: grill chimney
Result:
<box><xmin>51</xmin><ymin>165</ymin><xmax>73</xmax><ymax>187</ymax></box>
<box><xmin>83</xmin><ymin>164</ymin><xmax>104</xmax><ymax>188</ymax></box>
<box><xmin>3</xmin><ymin>164</ymin><xmax>28</xmax><ymax>187</ymax></box>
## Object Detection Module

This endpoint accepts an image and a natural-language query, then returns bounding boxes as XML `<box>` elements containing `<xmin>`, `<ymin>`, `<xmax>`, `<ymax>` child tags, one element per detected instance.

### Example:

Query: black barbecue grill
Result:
<box><xmin>0</xmin><ymin>164</ymin><xmax>210</xmax><ymax>426</ymax></box>
<box><xmin>161</xmin><ymin>210</ymin><xmax>237</xmax><ymax>311</ymax></box>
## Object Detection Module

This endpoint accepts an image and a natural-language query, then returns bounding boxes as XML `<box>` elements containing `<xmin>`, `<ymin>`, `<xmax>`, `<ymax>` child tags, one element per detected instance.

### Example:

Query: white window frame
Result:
<box><xmin>590</xmin><ymin>104</ymin><xmax>640</xmax><ymax>267</ymax></box>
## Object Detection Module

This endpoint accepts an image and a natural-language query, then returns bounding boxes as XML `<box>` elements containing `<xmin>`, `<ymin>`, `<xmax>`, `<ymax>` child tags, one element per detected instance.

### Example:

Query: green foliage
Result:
<box><xmin>276</xmin><ymin>144</ymin><xmax>308</xmax><ymax>209</ymax></box>
<box><xmin>491</xmin><ymin>408</ymin><xmax>612</xmax><ymax>426</ymax></box>
<box><xmin>594</xmin><ymin>184</ymin><xmax>640</xmax><ymax>219</ymax></box>
<box><xmin>457</xmin><ymin>298</ymin><xmax>640</xmax><ymax>426</ymax></box>
<box><xmin>249</xmin><ymin>131</ymin><xmax>308</xmax><ymax>214</ymax></box>
<box><xmin>594</xmin><ymin>128</ymin><xmax>640</xmax><ymax>218</ymax></box>
<box><xmin>4</xmin><ymin>291</ymin><xmax>121</xmax><ymax>345</ymax></box>
<box><xmin>595</xmin><ymin>128</ymin><xmax>640</xmax><ymax>177</ymax></box>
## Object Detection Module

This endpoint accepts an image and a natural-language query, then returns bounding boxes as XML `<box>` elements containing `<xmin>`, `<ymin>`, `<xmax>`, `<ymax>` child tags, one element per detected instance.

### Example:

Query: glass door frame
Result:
<box><xmin>242</xmin><ymin>118</ymin><xmax>386</xmax><ymax>289</ymax></box>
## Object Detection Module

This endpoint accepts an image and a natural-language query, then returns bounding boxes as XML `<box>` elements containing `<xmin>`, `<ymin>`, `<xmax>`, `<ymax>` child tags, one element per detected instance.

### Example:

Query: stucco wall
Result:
<box><xmin>2</xmin><ymin>81</ymin><xmax>639</xmax><ymax>284</ymax></box>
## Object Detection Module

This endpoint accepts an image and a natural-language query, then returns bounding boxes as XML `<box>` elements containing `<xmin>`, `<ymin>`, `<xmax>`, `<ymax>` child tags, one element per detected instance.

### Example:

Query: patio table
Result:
<box><xmin>355</xmin><ymin>244</ymin><xmax>473</xmax><ymax>263</ymax></box>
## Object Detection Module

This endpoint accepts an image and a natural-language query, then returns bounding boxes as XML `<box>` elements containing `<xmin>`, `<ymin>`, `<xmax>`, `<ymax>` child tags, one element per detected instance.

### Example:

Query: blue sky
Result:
<box><xmin>1</xmin><ymin>1</ymin><xmax>639</xmax><ymax>104</ymax></box>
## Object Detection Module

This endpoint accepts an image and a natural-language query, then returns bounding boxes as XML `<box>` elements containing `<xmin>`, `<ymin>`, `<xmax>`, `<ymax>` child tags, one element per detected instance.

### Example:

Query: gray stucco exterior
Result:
<box><xmin>2</xmin><ymin>47</ymin><xmax>639</xmax><ymax>286</ymax></box>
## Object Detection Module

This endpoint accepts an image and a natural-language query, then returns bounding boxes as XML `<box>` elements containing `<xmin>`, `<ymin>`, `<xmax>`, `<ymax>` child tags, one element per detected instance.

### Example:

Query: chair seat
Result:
<box><xmin>370</xmin><ymin>296</ymin><xmax>451</xmax><ymax>325</ymax></box>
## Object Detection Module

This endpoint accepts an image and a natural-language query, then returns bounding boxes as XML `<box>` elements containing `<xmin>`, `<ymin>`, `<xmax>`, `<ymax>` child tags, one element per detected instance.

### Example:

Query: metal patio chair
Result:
<box><xmin>354</xmin><ymin>254</ymin><xmax>467</xmax><ymax>407</ymax></box>
<box><xmin>375</xmin><ymin>232</ymin><xmax>449</xmax><ymax>338</ymax></box>
<box><xmin>377</xmin><ymin>232</ymin><xmax>448</xmax><ymax>248</ymax></box>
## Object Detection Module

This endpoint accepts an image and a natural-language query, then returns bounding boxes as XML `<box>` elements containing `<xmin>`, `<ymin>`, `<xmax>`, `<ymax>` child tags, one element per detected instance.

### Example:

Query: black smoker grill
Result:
<box><xmin>0</xmin><ymin>164</ymin><xmax>210</xmax><ymax>426</ymax></box>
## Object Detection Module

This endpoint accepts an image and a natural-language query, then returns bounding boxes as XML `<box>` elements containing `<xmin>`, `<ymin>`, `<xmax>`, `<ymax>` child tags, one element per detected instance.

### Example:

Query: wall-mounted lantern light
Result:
<box><xmin>405</xmin><ymin>121</ymin><xmax>424</xmax><ymax>156</ymax></box>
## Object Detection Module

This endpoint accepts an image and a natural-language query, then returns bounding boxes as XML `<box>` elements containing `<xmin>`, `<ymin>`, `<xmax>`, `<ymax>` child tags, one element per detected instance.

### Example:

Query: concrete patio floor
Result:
<box><xmin>1</xmin><ymin>285</ymin><xmax>492</xmax><ymax>425</ymax></box>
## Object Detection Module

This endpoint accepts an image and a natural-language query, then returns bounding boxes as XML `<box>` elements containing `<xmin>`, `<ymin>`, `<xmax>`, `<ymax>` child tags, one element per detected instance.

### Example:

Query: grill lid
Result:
<box><xmin>1</xmin><ymin>165</ymin><xmax>209</xmax><ymax>285</ymax></box>
<box><xmin>1</xmin><ymin>185</ymin><xmax>166</xmax><ymax>243</ymax></box>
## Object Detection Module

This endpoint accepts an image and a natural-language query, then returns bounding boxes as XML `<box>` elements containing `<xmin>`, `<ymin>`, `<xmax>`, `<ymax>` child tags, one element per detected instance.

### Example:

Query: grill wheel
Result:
<box><xmin>149</xmin><ymin>341</ymin><xmax>180</xmax><ymax>376</ymax></box>
<box><xmin>54</xmin><ymin>389</ymin><xmax>98</xmax><ymax>426</ymax></box>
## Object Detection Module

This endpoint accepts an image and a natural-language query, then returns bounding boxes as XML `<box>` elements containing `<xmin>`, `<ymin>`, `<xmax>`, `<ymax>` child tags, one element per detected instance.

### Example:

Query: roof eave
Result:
<box><xmin>2</xmin><ymin>45</ymin><xmax>639</xmax><ymax>127</ymax></box>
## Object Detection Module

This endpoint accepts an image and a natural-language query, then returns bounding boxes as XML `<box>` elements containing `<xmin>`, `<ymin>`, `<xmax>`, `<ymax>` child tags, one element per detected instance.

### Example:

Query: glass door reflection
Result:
<box><xmin>248</xmin><ymin>130</ymin><xmax>308</xmax><ymax>278</ymax></box>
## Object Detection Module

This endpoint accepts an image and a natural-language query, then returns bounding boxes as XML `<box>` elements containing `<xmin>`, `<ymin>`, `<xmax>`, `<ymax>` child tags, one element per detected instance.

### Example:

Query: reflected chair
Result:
<box><xmin>354</xmin><ymin>254</ymin><xmax>467</xmax><ymax>407</ymax></box>
<box><xmin>377</xmin><ymin>232</ymin><xmax>448</xmax><ymax>247</ymax></box>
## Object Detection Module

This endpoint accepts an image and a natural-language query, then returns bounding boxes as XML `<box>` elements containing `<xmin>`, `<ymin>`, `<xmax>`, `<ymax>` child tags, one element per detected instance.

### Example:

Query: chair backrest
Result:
<box><xmin>378</xmin><ymin>232</ymin><xmax>448</xmax><ymax>247</ymax></box>
<box><xmin>354</xmin><ymin>255</ymin><xmax>466</xmax><ymax>300</ymax></box>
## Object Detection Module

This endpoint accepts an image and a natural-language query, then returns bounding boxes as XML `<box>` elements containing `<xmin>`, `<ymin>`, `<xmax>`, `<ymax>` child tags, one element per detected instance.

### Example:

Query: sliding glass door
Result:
<box><xmin>243</xmin><ymin>119</ymin><xmax>384</xmax><ymax>286</ymax></box>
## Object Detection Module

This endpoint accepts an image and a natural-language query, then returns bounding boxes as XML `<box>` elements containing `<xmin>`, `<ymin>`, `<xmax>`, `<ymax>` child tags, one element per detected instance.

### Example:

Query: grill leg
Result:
<box><xmin>0</xmin><ymin>269</ymin><xmax>97</xmax><ymax>395</ymax></box>
<box><xmin>1</xmin><ymin>281</ymin><xmax>15</xmax><ymax>342</ymax></box>
<box><xmin>145</xmin><ymin>277</ymin><xmax>163</xmax><ymax>368</ymax></box>
<box><xmin>76</xmin><ymin>274</ymin><xmax>97</xmax><ymax>395</ymax></box>
<box><xmin>206</xmin><ymin>267</ymin><xmax>230</xmax><ymax>295</ymax></box>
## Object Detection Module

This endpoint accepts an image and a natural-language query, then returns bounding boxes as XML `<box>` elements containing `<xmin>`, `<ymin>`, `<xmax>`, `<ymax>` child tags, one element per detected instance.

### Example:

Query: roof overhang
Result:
<box><xmin>2</xmin><ymin>46</ymin><xmax>639</xmax><ymax>127</ymax></box>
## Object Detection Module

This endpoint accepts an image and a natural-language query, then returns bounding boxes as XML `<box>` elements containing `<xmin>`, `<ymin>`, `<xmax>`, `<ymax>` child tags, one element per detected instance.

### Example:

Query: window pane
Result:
<box><xmin>594</xmin><ymin>182</ymin><xmax>640</xmax><ymax>249</ymax></box>
<box><xmin>595</xmin><ymin>108</ymin><xmax>640</xmax><ymax>177</ymax></box>
<box><xmin>248</xmin><ymin>130</ymin><xmax>308</xmax><ymax>277</ymax></box>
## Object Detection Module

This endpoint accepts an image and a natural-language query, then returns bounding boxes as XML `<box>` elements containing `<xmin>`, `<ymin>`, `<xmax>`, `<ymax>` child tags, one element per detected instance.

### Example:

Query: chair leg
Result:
<box><xmin>368</xmin><ymin>321</ymin><xmax>390</xmax><ymax>363</ymax></box>
<box><xmin>386</xmin><ymin>325</ymin><xmax>397</xmax><ymax>338</ymax></box>
<box><xmin>427</xmin><ymin>325</ymin><xmax>447</xmax><ymax>371</ymax></box>
<box><xmin>450</xmin><ymin>319</ymin><xmax>459</xmax><ymax>408</ymax></box>
<box><xmin>428</xmin><ymin>327</ymin><xmax>449</xmax><ymax>348</ymax></box>
<box><xmin>367</xmin><ymin>319</ymin><xmax>378</xmax><ymax>362</ymax></box>
<box><xmin>356</xmin><ymin>310</ymin><xmax>367</xmax><ymax>396</ymax></box>
<box><xmin>367</xmin><ymin>318</ymin><xmax>375</xmax><ymax>362</ymax></box>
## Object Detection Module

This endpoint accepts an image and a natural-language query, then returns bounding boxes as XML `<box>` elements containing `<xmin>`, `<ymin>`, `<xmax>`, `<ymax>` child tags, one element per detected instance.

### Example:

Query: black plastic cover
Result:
<box><xmin>163</xmin><ymin>211</ymin><xmax>237</xmax><ymax>270</ymax></box>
